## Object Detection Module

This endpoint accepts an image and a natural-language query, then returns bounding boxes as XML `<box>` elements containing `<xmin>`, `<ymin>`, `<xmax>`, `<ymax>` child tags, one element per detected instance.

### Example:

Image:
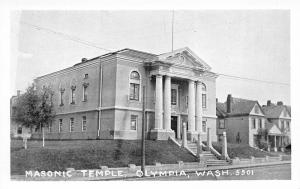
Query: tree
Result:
<box><xmin>12</xmin><ymin>84</ymin><xmax>55</xmax><ymax>148</ymax></box>
<box><xmin>257</xmin><ymin>128</ymin><xmax>269</xmax><ymax>150</ymax></box>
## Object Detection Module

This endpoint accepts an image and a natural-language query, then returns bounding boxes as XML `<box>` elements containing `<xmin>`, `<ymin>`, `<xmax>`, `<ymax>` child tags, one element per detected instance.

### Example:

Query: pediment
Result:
<box><xmin>250</xmin><ymin>103</ymin><xmax>264</xmax><ymax>116</ymax></box>
<box><xmin>156</xmin><ymin>47</ymin><xmax>211</xmax><ymax>71</ymax></box>
<box><xmin>268</xmin><ymin>124</ymin><xmax>282</xmax><ymax>135</ymax></box>
<box><xmin>279</xmin><ymin>108</ymin><xmax>291</xmax><ymax>119</ymax></box>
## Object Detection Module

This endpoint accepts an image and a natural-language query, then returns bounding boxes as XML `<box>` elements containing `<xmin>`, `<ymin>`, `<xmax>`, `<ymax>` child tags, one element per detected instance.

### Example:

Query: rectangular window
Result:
<box><xmin>171</xmin><ymin>89</ymin><xmax>177</xmax><ymax>105</ymax></box>
<box><xmin>186</xmin><ymin>96</ymin><xmax>188</xmax><ymax>107</ymax></box>
<box><xmin>259</xmin><ymin>119</ymin><xmax>262</xmax><ymax>129</ymax></box>
<box><xmin>60</xmin><ymin>90</ymin><xmax>64</xmax><ymax>106</ymax></box>
<box><xmin>202</xmin><ymin>121</ymin><xmax>207</xmax><ymax>132</ymax></box>
<box><xmin>82</xmin><ymin>116</ymin><xmax>87</xmax><ymax>131</ymax></box>
<box><xmin>286</xmin><ymin>121</ymin><xmax>290</xmax><ymax>131</ymax></box>
<box><xmin>83</xmin><ymin>86</ymin><xmax>88</xmax><ymax>101</ymax></box>
<box><xmin>252</xmin><ymin>118</ymin><xmax>256</xmax><ymax>129</ymax></box>
<box><xmin>84</xmin><ymin>74</ymin><xmax>88</xmax><ymax>79</ymax></box>
<box><xmin>58</xmin><ymin>119</ymin><xmax>63</xmax><ymax>133</ymax></box>
<box><xmin>202</xmin><ymin>94</ymin><xmax>207</xmax><ymax>108</ymax></box>
<box><xmin>219</xmin><ymin>119</ymin><xmax>225</xmax><ymax>129</ymax></box>
<box><xmin>130</xmin><ymin>115</ymin><xmax>138</xmax><ymax>130</ymax></box>
<box><xmin>70</xmin><ymin>118</ymin><xmax>74</xmax><ymax>132</ymax></box>
<box><xmin>130</xmin><ymin>83</ymin><xmax>139</xmax><ymax>100</ymax></box>
<box><xmin>71</xmin><ymin>88</ymin><xmax>76</xmax><ymax>104</ymax></box>
<box><xmin>281</xmin><ymin>120</ymin><xmax>284</xmax><ymax>129</ymax></box>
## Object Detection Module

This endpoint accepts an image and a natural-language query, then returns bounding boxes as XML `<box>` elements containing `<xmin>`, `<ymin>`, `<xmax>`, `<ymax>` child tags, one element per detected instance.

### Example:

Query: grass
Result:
<box><xmin>11</xmin><ymin>139</ymin><xmax>197</xmax><ymax>175</ymax></box>
<box><xmin>212</xmin><ymin>142</ymin><xmax>278</xmax><ymax>159</ymax></box>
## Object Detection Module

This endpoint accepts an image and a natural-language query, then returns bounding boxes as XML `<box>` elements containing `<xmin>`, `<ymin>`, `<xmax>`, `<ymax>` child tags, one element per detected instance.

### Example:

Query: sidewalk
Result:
<box><xmin>11</xmin><ymin>160</ymin><xmax>291</xmax><ymax>181</ymax></box>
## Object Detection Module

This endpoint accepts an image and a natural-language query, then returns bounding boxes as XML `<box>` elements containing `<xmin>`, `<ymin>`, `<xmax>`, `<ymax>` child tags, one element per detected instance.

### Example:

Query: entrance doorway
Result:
<box><xmin>171</xmin><ymin>116</ymin><xmax>178</xmax><ymax>138</ymax></box>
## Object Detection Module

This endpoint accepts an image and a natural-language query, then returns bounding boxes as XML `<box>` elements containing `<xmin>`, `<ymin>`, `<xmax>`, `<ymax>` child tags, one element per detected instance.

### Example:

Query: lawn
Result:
<box><xmin>11</xmin><ymin>139</ymin><xmax>197</xmax><ymax>175</ymax></box>
<box><xmin>212</xmin><ymin>142</ymin><xmax>278</xmax><ymax>159</ymax></box>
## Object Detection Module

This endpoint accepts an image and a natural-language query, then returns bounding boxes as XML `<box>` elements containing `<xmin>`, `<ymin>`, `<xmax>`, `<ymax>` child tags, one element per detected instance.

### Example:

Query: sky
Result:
<box><xmin>10</xmin><ymin>10</ymin><xmax>290</xmax><ymax>105</ymax></box>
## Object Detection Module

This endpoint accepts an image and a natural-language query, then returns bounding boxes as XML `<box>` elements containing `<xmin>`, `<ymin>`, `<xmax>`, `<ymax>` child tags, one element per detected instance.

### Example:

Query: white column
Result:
<box><xmin>177</xmin><ymin>116</ymin><xmax>181</xmax><ymax>139</ymax></box>
<box><xmin>274</xmin><ymin>136</ymin><xmax>277</xmax><ymax>152</ymax></box>
<box><xmin>206</xmin><ymin>127</ymin><xmax>211</xmax><ymax>150</ymax></box>
<box><xmin>196</xmin><ymin>81</ymin><xmax>203</xmax><ymax>133</ymax></box>
<box><xmin>164</xmin><ymin>75</ymin><xmax>171</xmax><ymax>131</ymax></box>
<box><xmin>222</xmin><ymin>132</ymin><xmax>229</xmax><ymax>160</ymax></box>
<box><xmin>197</xmin><ymin>133</ymin><xmax>202</xmax><ymax>158</ymax></box>
<box><xmin>155</xmin><ymin>74</ymin><xmax>163</xmax><ymax>130</ymax></box>
<box><xmin>182</xmin><ymin>122</ymin><xmax>187</xmax><ymax>148</ymax></box>
<box><xmin>188</xmin><ymin>80</ymin><xmax>195</xmax><ymax>133</ymax></box>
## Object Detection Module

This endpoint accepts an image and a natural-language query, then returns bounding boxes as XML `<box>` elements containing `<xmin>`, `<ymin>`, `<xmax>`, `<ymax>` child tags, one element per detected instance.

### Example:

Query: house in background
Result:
<box><xmin>262</xmin><ymin>100</ymin><xmax>291</xmax><ymax>151</ymax></box>
<box><xmin>32</xmin><ymin>47</ymin><xmax>218</xmax><ymax>141</ymax></box>
<box><xmin>216</xmin><ymin>94</ymin><xmax>266</xmax><ymax>147</ymax></box>
<box><xmin>217</xmin><ymin>94</ymin><xmax>291</xmax><ymax>151</ymax></box>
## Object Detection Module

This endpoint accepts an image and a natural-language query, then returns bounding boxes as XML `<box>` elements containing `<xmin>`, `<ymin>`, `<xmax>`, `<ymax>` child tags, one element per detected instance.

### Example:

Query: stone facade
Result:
<box><xmin>31</xmin><ymin>47</ymin><xmax>218</xmax><ymax>141</ymax></box>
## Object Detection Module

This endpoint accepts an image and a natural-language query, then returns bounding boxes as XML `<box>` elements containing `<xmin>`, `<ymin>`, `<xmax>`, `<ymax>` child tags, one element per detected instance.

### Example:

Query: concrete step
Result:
<box><xmin>202</xmin><ymin>157</ymin><xmax>218</xmax><ymax>160</ymax></box>
<box><xmin>206</xmin><ymin>160</ymin><xmax>230</xmax><ymax>167</ymax></box>
<box><xmin>202</xmin><ymin>153</ymin><xmax>215</xmax><ymax>157</ymax></box>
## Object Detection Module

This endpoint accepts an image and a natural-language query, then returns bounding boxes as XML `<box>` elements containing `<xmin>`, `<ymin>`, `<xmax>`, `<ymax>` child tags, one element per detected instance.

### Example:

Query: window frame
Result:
<box><xmin>219</xmin><ymin>119</ymin><xmax>225</xmax><ymax>129</ymax></box>
<box><xmin>70</xmin><ymin>86</ymin><xmax>76</xmax><ymax>104</ymax></box>
<box><xmin>286</xmin><ymin>121</ymin><xmax>290</xmax><ymax>131</ymax></box>
<box><xmin>82</xmin><ymin>84</ymin><xmax>88</xmax><ymax>102</ymax></box>
<box><xmin>59</xmin><ymin>86</ymin><xmax>65</xmax><ymax>106</ymax></box>
<box><xmin>171</xmin><ymin>88</ymin><xmax>177</xmax><ymax>105</ymax></box>
<box><xmin>129</xmin><ymin>70</ymin><xmax>141</xmax><ymax>101</ymax></box>
<box><xmin>58</xmin><ymin>119</ymin><xmax>63</xmax><ymax>133</ymax></box>
<box><xmin>202</xmin><ymin>121</ymin><xmax>207</xmax><ymax>133</ymax></box>
<box><xmin>281</xmin><ymin>120</ymin><xmax>284</xmax><ymax>129</ymax></box>
<box><xmin>202</xmin><ymin>83</ymin><xmax>207</xmax><ymax>109</ymax></box>
<box><xmin>82</xmin><ymin>116</ymin><xmax>87</xmax><ymax>131</ymax></box>
<box><xmin>130</xmin><ymin>115</ymin><xmax>138</xmax><ymax>130</ymax></box>
<box><xmin>252</xmin><ymin>118</ymin><xmax>256</xmax><ymax>129</ymax></box>
<box><xmin>69</xmin><ymin>118</ymin><xmax>74</xmax><ymax>132</ymax></box>
<box><xmin>258</xmin><ymin>118</ymin><xmax>262</xmax><ymax>129</ymax></box>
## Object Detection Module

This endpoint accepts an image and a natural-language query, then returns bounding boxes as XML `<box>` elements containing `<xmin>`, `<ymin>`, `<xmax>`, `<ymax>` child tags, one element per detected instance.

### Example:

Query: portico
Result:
<box><xmin>145</xmin><ymin>47</ymin><xmax>214</xmax><ymax>141</ymax></box>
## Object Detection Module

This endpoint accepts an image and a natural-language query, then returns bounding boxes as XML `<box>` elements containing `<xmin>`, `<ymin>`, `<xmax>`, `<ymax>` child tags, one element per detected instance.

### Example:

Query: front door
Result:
<box><xmin>171</xmin><ymin>116</ymin><xmax>178</xmax><ymax>138</ymax></box>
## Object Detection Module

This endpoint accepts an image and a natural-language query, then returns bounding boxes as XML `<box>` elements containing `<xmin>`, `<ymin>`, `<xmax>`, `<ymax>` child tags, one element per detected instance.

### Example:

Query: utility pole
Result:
<box><xmin>171</xmin><ymin>10</ymin><xmax>174</xmax><ymax>52</ymax></box>
<box><xmin>141</xmin><ymin>86</ymin><xmax>146</xmax><ymax>175</ymax></box>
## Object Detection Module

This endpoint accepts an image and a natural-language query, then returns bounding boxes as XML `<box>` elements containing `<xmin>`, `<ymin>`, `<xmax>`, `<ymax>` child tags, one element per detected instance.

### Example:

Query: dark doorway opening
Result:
<box><xmin>171</xmin><ymin>116</ymin><xmax>178</xmax><ymax>138</ymax></box>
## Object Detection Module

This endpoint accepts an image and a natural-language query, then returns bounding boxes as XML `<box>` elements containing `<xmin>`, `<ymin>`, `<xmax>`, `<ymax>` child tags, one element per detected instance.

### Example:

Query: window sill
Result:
<box><xmin>129</xmin><ymin>98</ymin><xmax>140</xmax><ymax>101</ymax></box>
<box><xmin>128</xmin><ymin>99</ymin><xmax>141</xmax><ymax>104</ymax></box>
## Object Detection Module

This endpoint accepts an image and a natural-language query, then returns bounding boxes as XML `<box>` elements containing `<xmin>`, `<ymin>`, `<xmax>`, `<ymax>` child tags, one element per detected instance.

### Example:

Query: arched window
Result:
<box><xmin>129</xmin><ymin>71</ymin><xmax>140</xmax><ymax>100</ymax></box>
<box><xmin>130</xmin><ymin>71</ymin><xmax>140</xmax><ymax>80</ymax></box>
<box><xmin>202</xmin><ymin>83</ymin><xmax>207</xmax><ymax>108</ymax></box>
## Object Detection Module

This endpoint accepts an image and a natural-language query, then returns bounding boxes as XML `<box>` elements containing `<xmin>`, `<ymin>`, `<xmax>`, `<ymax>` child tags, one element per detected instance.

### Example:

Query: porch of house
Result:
<box><xmin>267</xmin><ymin>134</ymin><xmax>288</xmax><ymax>152</ymax></box>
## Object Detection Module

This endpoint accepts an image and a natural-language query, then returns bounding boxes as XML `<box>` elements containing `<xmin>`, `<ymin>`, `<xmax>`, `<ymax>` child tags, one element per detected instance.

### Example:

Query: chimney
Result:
<box><xmin>277</xmin><ymin>101</ymin><xmax>283</xmax><ymax>106</ymax></box>
<box><xmin>17</xmin><ymin>90</ymin><xmax>20</xmax><ymax>97</ymax></box>
<box><xmin>81</xmin><ymin>58</ymin><xmax>87</xmax><ymax>62</ymax></box>
<box><xmin>267</xmin><ymin>100</ymin><xmax>272</xmax><ymax>106</ymax></box>
<box><xmin>226</xmin><ymin>94</ymin><xmax>233</xmax><ymax>113</ymax></box>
